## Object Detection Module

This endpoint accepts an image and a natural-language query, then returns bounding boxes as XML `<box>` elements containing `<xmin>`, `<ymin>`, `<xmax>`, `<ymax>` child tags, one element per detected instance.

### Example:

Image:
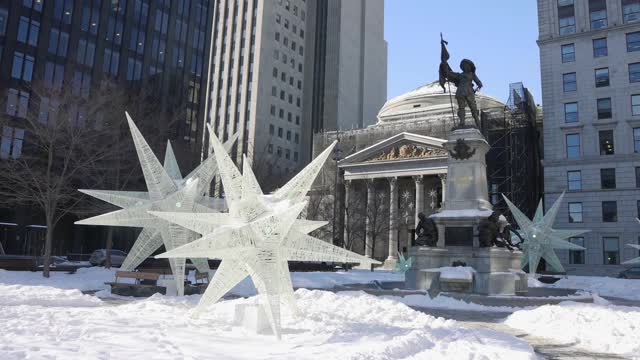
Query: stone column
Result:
<box><xmin>413</xmin><ymin>175</ymin><xmax>424</xmax><ymax>227</ymax></box>
<box><xmin>385</xmin><ymin>177</ymin><xmax>399</xmax><ymax>268</ymax></box>
<box><xmin>438</xmin><ymin>173</ymin><xmax>447</xmax><ymax>204</ymax></box>
<box><xmin>343</xmin><ymin>179</ymin><xmax>351</xmax><ymax>246</ymax></box>
<box><xmin>364</xmin><ymin>179</ymin><xmax>375</xmax><ymax>258</ymax></box>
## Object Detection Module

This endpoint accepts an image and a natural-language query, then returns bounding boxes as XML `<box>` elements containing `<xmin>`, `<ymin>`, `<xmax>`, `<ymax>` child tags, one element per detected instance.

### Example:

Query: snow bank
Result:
<box><xmin>505</xmin><ymin>301</ymin><xmax>640</xmax><ymax>357</ymax></box>
<box><xmin>0</xmin><ymin>267</ymin><xmax>116</xmax><ymax>291</ymax></box>
<box><xmin>0</xmin><ymin>289</ymin><xmax>536</xmax><ymax>359</ymax></box>
<box><xmin>429</xmin><ymin>266</ymin><xmax>476</xmax><ymax>281</ymax></box>
<box><xmin>0</xmin><ymin>284</ymin><xmax>101</xmax><ymax>307</ymax></box>
<box><xmin>383</xmin><ymin>293</ymin><xmax>517</xmax><ymax>313</ymax></box>
<box><xmin>529</xmin><ymin>275</ymin><xmax>640</xmax><ymax>300</ymax></box>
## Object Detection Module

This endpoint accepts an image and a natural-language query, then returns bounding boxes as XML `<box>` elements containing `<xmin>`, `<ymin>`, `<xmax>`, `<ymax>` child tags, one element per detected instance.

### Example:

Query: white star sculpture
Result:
<box><xmin>503</xmin><ymin>192</ymin><xmax>589</xmax><ymax>274</ymax></box>
<box><xmin>76</xmin><ymin>112</ymin><xmax>237</xmax><ymax>296</ymax></box>
<box><xmin>152</xmin><ymin>127</ymin><xmax>380</xmax><ymax>339</ymax></box>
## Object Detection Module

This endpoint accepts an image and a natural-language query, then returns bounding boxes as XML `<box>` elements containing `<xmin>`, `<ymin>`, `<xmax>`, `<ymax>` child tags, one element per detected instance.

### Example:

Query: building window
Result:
<box><xmin>600</xmin><ymin>168</ymin><xmax>616</xmax><ymax>189</ymax></box>
<box><xmin>635</xmin><ymin>128</ymin><xmax>640</xmax><ymax>153</ymax></box>
<box><xmin>269</xmin><ymin>124</ymin><xmax>274</xmax><ymax>135</ymax></box>
<box><xmin>595</xmin><ymin>68</ymin><xmax>609</xmax><ymax>87</ymax></box>
<box><xmin>636</xmin><ymin>167</ymin><xmax>640</xmax><ymax>187</ymax></box>
<box><xmin>561</xmin><ymin>44</ymin><xmax>575</xmax><ymax>63</ymax></box>
<box><xmin>593</xmin><ymin>38</ymin><xmax>607</xmax><ymax>57</ymax></box>
<box><xmin>268</xmin><ymin>144</ymin><xmax>273</xmax><ymax>153</ymax></box>
<box><xmin>566</xmin><ymin>133</ymin><xmax>580</xmax><ymax>158</ymax></box>
<box><xmin>628</xmin><ymin>32</ymin><xmax>640</xmax><ymax>52</ymax></box>
<box><xmin>103</xmin><ymin>49</ymin><xmax>120</xmax><ymax>76</ymax></box>
<box><xmin>277</xmin><ymin>146</ymin><xmax>282</xmax><ymax>157</ymax></box>
<box><xmin>624</xmin><ymin>0</ymin><xmax>640</xmax><ymax>23</ymax></box>
<box><xmin>603</xmin><ymin>237</ymin><xmax>619</xmax><ymax>264</ymax></box>
<box><xmin>638</xmin><ymin>200</ymin><xmax>640</xmax><ymax>218</ymax></box>
<box><xmin>6</xmin><ymin>89</ymin><xmax>29</xmax><ymax>118</ymax></box>
<box><xmin>294</xmin><ymin>133</ymin><xmax>299</xmax><ymax>144</ymax></box>
<box><xmin>17</xmin><ymin>16</ymin><xmax>40</xmax><ymax>46</ymax></box>
<box><xmin>77</xmin><ymin>39</ymin><xmax>96</xmax><ymax>67</ymax></box>
<box><xmin>11</xmin><ymin>52</ymin><xmax>34</xmax><ymax>82</ymax></box>
<box><xmin>72</xmin><ymin>71</ymin><xmax>91</xmax><ymax>98</ymax></box>
<box><xmin>80</xmin><ymin>1</ymin><xmax>100</xmax><ymax>35</ymax></box>
<box><xmin>126</xmin><ymin>58</ymin><xmax>142</xmax><ymax>80</ymax></box>
<box><xmin>569</xmin><ymin>237</ymin><xmax>585</xmax><ymax>264</ymax></box>
<box><xmin>599</xmin><ymin>130</ymin><xmax>614</xmax><ymax>155</ymax></box>
<box><xmin>278</xmin><ymin>127</ymin><xmax>283</xmax><ymax>138</ymax></box>
<box><xmin>567</xmin><ymin>170</ymin><xmax>581</xmax><ymax>191</ymax></box>
<box><xmin>53</xmin><ymin>0</ymin><xmax>74</xmax><ymax>24</ymax></box>
<box><xmin>0</xmin><ymin>126</ymin><xmax>25</xmax><ymax>160</ymax></box>
<box><xmin>589</xmin><ymin>0</ymin><xmax>607</xmax><ymax>29</ymax></box>
<box><xmin>0</xmin><ymin>8</ymin><xmax>7</xmax><ymax>36</ymax></box>
<box><xmin>270</xmin><ymin>105</ymin><xmax>276</xmax><ymax>116</ymax></box>
<box><xmin>48</xmin><ymin>28</ymin><xmax>69</xmax><ymax>57</ymax></box>
<box><xmin>558</xmin><ymin>0</ymin><xmax>576</xmax><ymax>35</ymax></box>
<box><xmin>23</xmin><ymin>0</ymin><xmax>43</xmax><ymax>11</ymax></box>
<box><xmin>597</xmin><ymin>98</ymin><xmax>612</xmax><ymax>119</ymax></box>
<box><xmin>631</xmin><ymin>63</ymin><xmax>640</xmax><ymax>82</ymax></box>
<box><xmin>294</xmin><ymin>151</ymin><xmax>298</xmax><ymax>162</ymax></box>
<box><xmin>564</xmin><ymin>102</ymin><xmax>578</xmax><ymax>123</ymax></box>
<box><xmin>563</xmin><ymin>72</ymin><xmax>577</xmax><ymax>92</ymax></box>
<box><xmin>568</xmin><ymin>202</ymin><xmax>583</xmax><ymax>223</ymax></box>
<box><xmin>285</xmin><ymin>149</ymin><xmax>290</xmax><ymax>159</ymax></box>
<box><xmin>44</xmin><ymin>61</ymin><xmax>64</xmax><ymax>90</ymax></box>
<box><xmin>632</xmin><ymin>95</ymin><xmax>640</xmax><ymax>115</ymax></box>
<box><xmin>602</xmin><ymin>201</ymin><xmax>618</xmax><ymax>222</ymax></box>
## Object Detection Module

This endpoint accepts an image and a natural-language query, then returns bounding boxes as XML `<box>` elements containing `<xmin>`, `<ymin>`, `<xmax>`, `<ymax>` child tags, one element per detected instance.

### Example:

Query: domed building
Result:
<box><xmin>310</xmin><ymin>81</ymin><xmax>542</xmax><ymax>268</ymax></box>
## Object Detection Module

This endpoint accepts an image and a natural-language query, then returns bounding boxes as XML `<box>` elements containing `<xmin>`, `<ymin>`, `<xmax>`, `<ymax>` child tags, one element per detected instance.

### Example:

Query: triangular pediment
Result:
<box><xmin>339</xmin><ymin>132</ymin><xmax>447</xmax><ymax>165</ymax></box>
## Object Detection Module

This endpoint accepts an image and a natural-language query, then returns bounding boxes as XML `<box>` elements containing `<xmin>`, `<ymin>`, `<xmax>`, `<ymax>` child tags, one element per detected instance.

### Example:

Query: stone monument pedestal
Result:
<box><xmin>405</xmin><ymin>127</ymin><xmax>526</xmax><ymax>296</ymax></box>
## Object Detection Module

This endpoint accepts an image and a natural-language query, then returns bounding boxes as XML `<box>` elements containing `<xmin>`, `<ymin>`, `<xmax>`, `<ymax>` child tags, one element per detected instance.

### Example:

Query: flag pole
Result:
<box><xmin>440</xmin><ymin>33</ymin><xmax>457</xmax><ymax>123</ymax></box>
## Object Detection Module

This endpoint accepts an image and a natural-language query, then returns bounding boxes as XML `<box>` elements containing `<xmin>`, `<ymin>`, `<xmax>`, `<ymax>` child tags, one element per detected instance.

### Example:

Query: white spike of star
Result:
<box><xmin>503</xmin><ymin>192</ymin><xmax>590</xmax><ymax>274</ymax></box>
<box><xmin>76</xmin><ymin>112</ymin><xmax>238</xmax><ymax>296</ymax></box>
<box><xmin>153</xmin><ymin>134</ymin><xmax>380</xmax><ymax>339</ymax></box>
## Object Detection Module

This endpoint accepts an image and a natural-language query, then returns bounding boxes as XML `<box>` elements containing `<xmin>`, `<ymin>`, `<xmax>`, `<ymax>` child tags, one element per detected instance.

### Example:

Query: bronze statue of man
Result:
<box><xmin>439</xmin><ymin>35</ymin><xmax>483</xmax><ymax>128</ymax></box>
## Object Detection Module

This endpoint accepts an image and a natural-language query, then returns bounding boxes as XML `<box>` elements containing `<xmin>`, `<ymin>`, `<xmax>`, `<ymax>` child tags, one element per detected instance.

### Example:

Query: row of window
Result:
<box><xmin>268</xmin><ymin>124</ymin><xmax>300</xmax><ymax>144</ymax></box>
<box><xmin>562</xmin><ymin>63</ymin><xmax>640</xmax><ymax>94</ymax></box>
<box><xmin>277</xmin><ymin>0</ymin><xmax>305</xmax><ymax>22</ymax></box>
<box><xmin>565</xmin><ymin>129</ymin><xmax>628</xmax><ymax>158</ymax></box>
<box><xmin>270</xmin><ymin>105</ymin><xmax>301</xmax><ymax>125</ymax></box>
<box><xmin>558</xmin><ymin>0</ymin><xmax>640</xmax><ymax>35</ymax></box>
<box><xmin>567</xmin><ymin>200</ymin><xmax>619</xmax><ymax>223</ymax></box>
<box><xmin>567</xmin><ymin>168</ymin><xmax>625</xmax><ymax>191</ymax></box>
<box><xmin>562</xmin><ymin>94</ymin><xmax>639</xmax><ymax>123</ymax></box>
<box><xmin>273</xmin><ymin>67</ymin><xmax>302</xmax><ymax>90</ymax></box>
<box><xmin>267</xmin><ymin>143</ymin><xmax>299</xmax><ymax>162</ymax></box>
<box><xmin>271</xmin><ymin>86</ymin><xmax>302</xmax><ymax>107</ymax></box>
<box><xmin>566</xmin><ymin>236</ymin><xmax>638</xmax><ymax>265</ymax></box>
<box><xmin>275</xmin><ymin>13</ymin><xmax>305</xmax><ymax>40</ymax></box>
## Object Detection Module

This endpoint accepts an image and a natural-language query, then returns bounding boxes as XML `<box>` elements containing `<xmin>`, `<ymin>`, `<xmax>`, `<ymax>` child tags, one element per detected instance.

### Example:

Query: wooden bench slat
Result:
<box><xmin>116</xmin><ymin>271</ymin><xmax>160</xmax><ymax>281</ymax></box>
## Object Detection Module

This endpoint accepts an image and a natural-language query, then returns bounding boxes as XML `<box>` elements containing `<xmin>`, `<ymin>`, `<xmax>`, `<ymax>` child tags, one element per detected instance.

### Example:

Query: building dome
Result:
<box><xmin>376</xmin><ymin>81</ymin><xmax>505</xmax><ymax>123</ymax></box>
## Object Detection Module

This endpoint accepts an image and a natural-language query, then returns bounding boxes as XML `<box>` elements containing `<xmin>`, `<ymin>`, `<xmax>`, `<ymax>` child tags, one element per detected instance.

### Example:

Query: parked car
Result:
<box><xmin>89</xmin><ymin>249</ymin><xmax>127</xmax><ymax>267</ymax></box>
<box><xmin>618</xmin><ymin>267</ymin><xmax>640</xmax><ymax>279</ymax></box>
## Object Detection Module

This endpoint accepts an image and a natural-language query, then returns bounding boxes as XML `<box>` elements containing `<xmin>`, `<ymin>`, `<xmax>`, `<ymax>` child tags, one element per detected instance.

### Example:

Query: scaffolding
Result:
<box><xmin>481</xmin><ymin>83</ymin><xmax>543</xmax><ymax>220</ymax></box>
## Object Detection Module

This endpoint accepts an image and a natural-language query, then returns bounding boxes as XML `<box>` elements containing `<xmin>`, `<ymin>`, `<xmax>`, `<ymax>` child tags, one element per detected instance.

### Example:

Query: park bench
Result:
<box><xmin>106</xmin><ymin>271</ymin><xmax>166</xmax><ymax>297</ymax></box>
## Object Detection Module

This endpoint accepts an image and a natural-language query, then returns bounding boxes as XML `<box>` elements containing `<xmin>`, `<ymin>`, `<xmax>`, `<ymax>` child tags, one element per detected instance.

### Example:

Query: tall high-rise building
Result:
<box><xmin>538</xmin><ymin>0</ymin><xmax>640</xmax><ymax>274</ymax></box>
<box><xmin>307</xmin><ymin>0</ymin><xmax>387</xmax><ymax>134</ymax></box>
<box><xmin>204</xmin><ymin>0</ymin><xmax>387</xmax><ymax>190</ymax></box>
<box><xmin>0</xmin><ymin>0</ymin><xmax>213</xmax><ymax>170</ymax></box>
<box><xmin>0</xmin><ymin>0</ymin><xmax>215</xmax><ymax>255</ymax></box>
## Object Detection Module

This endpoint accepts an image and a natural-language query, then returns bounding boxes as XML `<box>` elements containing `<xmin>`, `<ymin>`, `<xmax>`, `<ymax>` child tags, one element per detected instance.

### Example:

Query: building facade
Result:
<box><xmin>538</xmin><ymin>0</ymin><xmax>640</xmax><ymax>275</ymax></box>
<box><xmin>205</xmin><ymin>0</ymin><xmax>386</xmax><ymax>192</ymax></box>
<box><xmin>310</xmin><ymin>81</ymin><xmax>542</xmax><ymax>266</ymax></box>
<box><xmin>0</xmin><ymin>0</ymin><xmax>214</xmax><ymax>255</ymax></box>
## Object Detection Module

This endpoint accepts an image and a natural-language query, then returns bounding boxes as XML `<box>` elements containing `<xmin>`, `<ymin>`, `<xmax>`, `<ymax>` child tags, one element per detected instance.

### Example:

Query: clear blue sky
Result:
<box><xmin>384</xmin><ymin>0</ymin><xmax>541</xmax><ymax>104</ymax></box>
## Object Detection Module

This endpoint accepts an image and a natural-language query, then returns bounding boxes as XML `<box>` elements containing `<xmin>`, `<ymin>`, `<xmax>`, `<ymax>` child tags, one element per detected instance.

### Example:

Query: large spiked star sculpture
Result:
<box><xmin>76</xmin><ymin>112</ymin><xmax>238</xmax><ymax>296</ymax></box>
<box><xmin>503</xmin><ymin>192</ymin><xmax>589</xmax><ymax>274</ymax></box>
<box><xmin>624</xmin><ymin>219</ymin><xmax>640</xmax><ymax>265</ymax></box>
<box><xmin>152</xmin><ymin>126</ymin><xmax>380</xmax><ymax>339</ymax></box>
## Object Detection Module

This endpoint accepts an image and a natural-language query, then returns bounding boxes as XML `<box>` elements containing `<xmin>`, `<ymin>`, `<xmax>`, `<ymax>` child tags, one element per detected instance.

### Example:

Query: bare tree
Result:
<box><xmin>0</xmin><ymin>82</ymin><xmax>129</xmax><ymax>277</ymax></box>
<box><xmin>365</xmin><ymin>186</ymin><xmax>390</xmax><ymax>259</ymax></box>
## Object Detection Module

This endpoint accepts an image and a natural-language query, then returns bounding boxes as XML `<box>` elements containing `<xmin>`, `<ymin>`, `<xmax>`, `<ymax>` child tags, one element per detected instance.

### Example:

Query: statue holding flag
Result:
<box><xmin>439</xmin><ymin>34</ymin><xmax>483</xmax><ymax>129</ymax></box>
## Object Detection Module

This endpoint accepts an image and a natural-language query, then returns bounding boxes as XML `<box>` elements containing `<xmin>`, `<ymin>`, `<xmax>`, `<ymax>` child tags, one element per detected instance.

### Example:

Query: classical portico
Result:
<box><xmin>338</xmin><ymin>132</ymin><xmax>448</xmax><ymax>268</ymax></box>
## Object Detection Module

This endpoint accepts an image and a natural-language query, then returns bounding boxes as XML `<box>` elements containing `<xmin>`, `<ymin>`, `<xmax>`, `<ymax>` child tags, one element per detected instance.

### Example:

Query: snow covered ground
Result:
<box><xmin>0</xmin><ymin>267</ymin><xmax>116</xmax><ymax>291</ymax></box>
<box><xmin>0</xmin><ymin>283</ymin><xmax>537</xmax><ymax>359</ymax></box>
<box><xmin>505</xmin><ymin>301</ymin><xmax>640</xmax><ymax>358</ymax></box>
<box><xmin>529</xmin><ymin>275</ymin><xmax>640</xmax><ymax>300</ymax></box>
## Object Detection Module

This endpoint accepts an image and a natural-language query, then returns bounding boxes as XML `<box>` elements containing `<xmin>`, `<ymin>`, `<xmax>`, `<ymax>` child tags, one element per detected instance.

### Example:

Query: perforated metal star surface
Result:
<box><xmin>503</xmin><ymin>192</ymin><xmax>589</xmax><ymax>274</ymax></box>
<box><xmin>153</xmin><ymin>126</ymin><xmax>380</xmax><ymax>339</ymax></box>
<box><xmin>76</xmin><ymin>112</ymin><xmax>237</xmax><ymax>296</ymax></box>
<box><xmin>624</xmin><ymin>222</ymin><xmax>640</xmax><ymax>265</ymax></box>
<box><xmin>394</xmin><ymin>252</ymin><xmax>413</xmax><ymax>274</ymax></box>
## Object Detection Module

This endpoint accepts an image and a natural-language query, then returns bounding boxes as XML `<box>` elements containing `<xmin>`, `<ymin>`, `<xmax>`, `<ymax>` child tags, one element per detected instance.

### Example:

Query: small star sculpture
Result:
<box><xmin>503</xmin><ymin>192</ymin><xmax>589</xmax><ymax>274</ymax></box>
<box><xmin>76</xmin><ymin>112</ymin><xmax>237</xmax><ymax>295</ymax></box>
<box><xmin>393</xmin><ymin>252</ymin><xmax>413</xmax><ymax>274</ymax></box>
<box><xmin>152</xmin><ymin>126</ymin><xmax>380</xmax><ymax>339</ymax></box>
